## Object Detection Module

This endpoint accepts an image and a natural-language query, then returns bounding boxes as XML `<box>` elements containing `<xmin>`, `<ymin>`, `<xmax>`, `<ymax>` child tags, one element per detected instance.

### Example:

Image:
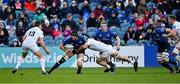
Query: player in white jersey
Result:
<box><xmin>12</xmin><ymin>21</ymin><xmax>50</xmax><ymax>74</ymax></box>
<box><xmin>164</xmin><ymin>15</ymin><xmax>180</xmax><ymax>72</ymax></box>
<box><xmin>76</xmin><ymin>38</ymin><xmax>138</xmax><ymax>72</ymax></box>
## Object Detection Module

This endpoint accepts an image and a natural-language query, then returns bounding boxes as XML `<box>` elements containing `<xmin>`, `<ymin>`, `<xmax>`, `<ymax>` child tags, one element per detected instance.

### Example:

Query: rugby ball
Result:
<box><xmin>65</xmin><ymin>44</ymin><xmax>74</xmax><ymax>51</ymax></box>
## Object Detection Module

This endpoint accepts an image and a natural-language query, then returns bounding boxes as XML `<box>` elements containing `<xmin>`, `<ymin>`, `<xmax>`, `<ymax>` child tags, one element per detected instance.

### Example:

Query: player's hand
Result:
<box><xmin>45</xmin><ymin>49</ymin><xmax>50</xmax><ymax>55</ymax></box>
<box><xmin>117</xmin><ymin>46</ymin><xmax>120</xmax><ymax>51</ymax></box>
<box><xmin>162</xmin><ymin>34</ymin><xmax>168</xmax><ymax>38</ymax></box>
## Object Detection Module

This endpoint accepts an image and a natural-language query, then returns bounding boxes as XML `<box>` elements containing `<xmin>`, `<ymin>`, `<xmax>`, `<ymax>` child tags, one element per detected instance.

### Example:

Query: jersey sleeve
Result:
<box><xmin>39</xmin><ymin>30</ymin><xmax>44</xmax><ymax>38</ymax></box>
<box><xmin>63</xmin><ymin>36</ymin><xmax>71</xmax><ymax>45</ymax></box>
<box><xmin>86</xmin><ymin>39</ymin><xmax>94</xmax><ymax>45</ymax></box>
<box><xmin>109</xmin><ymin>29</ymin><xmax>117</xmax><ymax>38</ymax></box>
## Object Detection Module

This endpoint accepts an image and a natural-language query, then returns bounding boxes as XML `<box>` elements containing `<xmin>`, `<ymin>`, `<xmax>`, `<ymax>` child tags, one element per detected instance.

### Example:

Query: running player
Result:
<box><xmin>140</xmin><ymin>23</ymin><xmax>179</xmax><ymax>73</ymax></box>
<box><xmin>47</xmin><ymin>31</ymin><xmax>86</xmax><ymax>74</ymax></box>
<box><xmin>75</xmin><ymin>38</ymin><xmax>138</xmax><ymax>72</ymax></box>
<box><xmin>12</xmin><ymin>21</ymin><xmax>50</xmax><ymax>74</ymax></box>
<box><xmin>163</xmin><ymin>15</ymin><xmax>180</xmax><ymax>72</ymax></box>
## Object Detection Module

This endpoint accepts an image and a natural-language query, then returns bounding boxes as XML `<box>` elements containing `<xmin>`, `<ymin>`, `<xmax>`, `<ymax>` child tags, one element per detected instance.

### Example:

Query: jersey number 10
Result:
<box><xmin>29</xmin><ymin>31</ymin><xmax>36</xmax><ymax>36</ymax></box>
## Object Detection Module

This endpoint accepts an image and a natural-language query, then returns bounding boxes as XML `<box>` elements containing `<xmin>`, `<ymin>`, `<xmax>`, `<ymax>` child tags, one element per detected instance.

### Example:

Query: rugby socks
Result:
<box><xmin>175</xmin><ymin>56</ymin><xmax>180</xmax><ymax>64</ymax></box>
<box><xmin>48</xmin><ymin>57</ymin><xmax>67</xmax><ymax>73</ymax></box>
<box><xmin>15</xmin><ymin>57</ymin><xmax>24</xmax><ymax>69</ymax></box>
<box><xmin>77</xmin><ymin>67</ymin><xmax>82</xmax><ymax>74</ymax></box>
<box><xmin>161</xmin><ymin>62</ymin><xmax>174</xmax><ymax>71</ymax></box>
<box><xmin>39</xmin><ymin>59</ymin><xmax>46</xmax><ymax>72</ymax></box>
<box><xmin>107</xmin><ymin>61</ymin><xmax>114</xmax><ymax>66</ymax></box>
<box><xmin>168</xmin><ymin>59</ymin><xmax>177</xmax><ymax>66</ymax></box>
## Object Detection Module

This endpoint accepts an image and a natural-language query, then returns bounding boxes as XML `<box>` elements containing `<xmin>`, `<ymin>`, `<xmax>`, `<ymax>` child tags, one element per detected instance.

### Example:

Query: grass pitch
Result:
<box><xmin>0</xmin><ymin>67</ymin><xmax>180</xmax><ymax>83</ymax></box>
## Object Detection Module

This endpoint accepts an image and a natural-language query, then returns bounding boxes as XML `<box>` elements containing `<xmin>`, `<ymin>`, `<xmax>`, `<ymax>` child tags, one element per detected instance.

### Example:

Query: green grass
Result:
<box><xmin>0</xmin><ymin>67</ymin><xmax>180</xmax><ymax>83</ymax></box>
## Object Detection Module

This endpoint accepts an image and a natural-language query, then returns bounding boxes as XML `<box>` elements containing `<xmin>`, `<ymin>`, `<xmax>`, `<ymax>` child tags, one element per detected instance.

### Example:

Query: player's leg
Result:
<box><xmin>76</xmin><ymin>53</ymin><xmax>84</xmax><ymax>74</ymax></box>
<box><xmin>100</xmin><ymin>51</ymin><xmax>116</xmax><ymax>73</ymax></box>
<box><xmin>111</xmin><ymin>51</ymin><xmax>138</xmax><ymax>71</ymax></box>
<box><xmin>12</xmin><ymin>48</ymin><xmax>28</xmax><ymax>74</ymax></box>
<box><xmin>157</xmin><ymin>52</ymin><xmax>174</xmax><ymax>73</ymax></box>
<box><xmin>172</xmin><ymin>42</ymin><xmax>180</xmax><ymax>66</ymax></box>
<box><xmin>48</xmin><ymin>51</ymin><xmax>74</xmax><ymax>74</ymax></box>
<box><xmin>33</xmin><ymin>50</ymin><xmax>47</xmax><ymax>74</ymax></box>
<box><xmin>96</xmin><ymin>57</ymin><xmax>111</xmax><ymax>72</ymax></box>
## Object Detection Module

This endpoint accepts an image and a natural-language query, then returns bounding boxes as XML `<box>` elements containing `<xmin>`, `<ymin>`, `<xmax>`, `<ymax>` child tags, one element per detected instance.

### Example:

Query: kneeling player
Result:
<box><xmin>48</xmin><ymin>32</ymin><xmax>85</xmax><ymax>74</ymax></box>
<box><xmin>76</xmin><ymin>38</ymin><xmax>138</xmax><ymax>72</ymax></box>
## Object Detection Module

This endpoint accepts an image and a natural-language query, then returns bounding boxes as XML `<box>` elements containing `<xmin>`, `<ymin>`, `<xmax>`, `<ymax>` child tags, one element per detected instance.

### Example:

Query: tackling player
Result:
<box><xmin>47</xmin><ymin>31</ymin><xmax>86</xmax><ymax>74</ymax></box>
<box><xmin>163</xmin><ymin>15</ymin><xmax>180</xmax><ymax>70</ymax></box>
<box><xmin>12</xmin><ymin>21</ymin><xmax>50</xmax><ymax>74</ymax></box>
<box><xmin>75</xmin><ymin>38</ymin><xmax>138</xmax><ymax>72</ymax></box>
<box><xmin>140</xmin><ymin>24</ymin><xmax>179</xmax><ymax>73</ymax></box>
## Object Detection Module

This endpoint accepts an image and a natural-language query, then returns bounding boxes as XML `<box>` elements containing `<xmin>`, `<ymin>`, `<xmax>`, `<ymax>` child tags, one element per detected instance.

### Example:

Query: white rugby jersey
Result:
<box><xmin>23</xmin><ymin>27</ymin><xmax>43</xmax><ymax>43</ymax></box>
<box><xmin>86</xmin><ymin>39</ymin><xmax>110</xmax><ymax>52</ymax></box>
<box><xmin>172</xmin><ymin>21</ymin><xmax>180</xmax><ymax>39</ymax></box>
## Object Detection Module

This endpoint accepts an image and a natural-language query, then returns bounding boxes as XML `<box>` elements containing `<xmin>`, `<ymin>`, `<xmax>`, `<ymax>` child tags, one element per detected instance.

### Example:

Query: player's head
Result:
<box><xmin>147</xmin><ymin>24</ymin><xmax>154</xmax><ymax>33</ymax></box>
<box><xmin>168</xmin><ymin>15</ymin><xmax>176</xmax><ymax>25</ymax></box>
<box><xmin>71</xmin><ymin>31</ymin><xmax>78</xmax><ymax>41</ymax></box>
<box><xmin>35</xmin><ymin>21</ymin><xmax>42</xmax><ymax>29</ymax></box>
<box><xmin>100</xmin><ymin>20</ymin><xmax>108</xmax><ymax>32</ymax></box>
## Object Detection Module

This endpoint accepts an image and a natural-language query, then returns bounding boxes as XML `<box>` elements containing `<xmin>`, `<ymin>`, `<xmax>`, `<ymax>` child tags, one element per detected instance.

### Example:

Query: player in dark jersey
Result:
<box><xmin>94</xmin><ymin>21</ymin><xmax>120</xmax><ymax>73</ymax></box>
<box><xmin>48</xmin><ymin>31</ymin><xmax>86</xmax><ymax>74</ymax></box>
<box><xmin>140</xmin><ymin>24</ymin><xmax>179</xmax><ymax>73</ymax></box>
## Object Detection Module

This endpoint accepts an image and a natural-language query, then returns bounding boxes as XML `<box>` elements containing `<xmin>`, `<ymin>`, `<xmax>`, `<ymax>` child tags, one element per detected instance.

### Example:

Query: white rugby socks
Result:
<box><xmin>39</xmin><ymin>59</ymin><xmax>46</xmax><ymax>72</ymax></box>
<box><xmin>15</xmin><ymin>57</ymin><xmax>24</xmax><ymax>69</ymax></box>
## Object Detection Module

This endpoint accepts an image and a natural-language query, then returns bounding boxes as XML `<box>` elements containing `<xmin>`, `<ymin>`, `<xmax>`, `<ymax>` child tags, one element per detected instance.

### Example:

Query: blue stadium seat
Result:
<box><xmin>119</xmin><ymin>31</ymin><xmax>125</xmax><ymax>39</ymax></box>
<box><xmin>78</xmin><ymin>3</ymin><xmax>83</xmax><ymax>9</ymax></box>
<box><xmin>87</xmin><ymin>27</ymin><xmax>97</xmax><ymax>37</ymax></box>
<box><xmin>138</xmin><ymin>40</ymin><xmax>151</xmax><ymax>46</ymax></box>
<box><xmin>8</xmin><ymin>36</ymin><xmax>17</xmax><ymax>41</ymax></box>
<box><xmin>90</xmin><ymin>2</ymin><xmax>98</xmax><ymax>11</ymax></box>
<box><xmin>72</xmin><ymin>14</ymin><xmax>80</xmax><ymax>20</ymax></box>
<box><xmin>126</xmin><ymin>39</ymin><xmax>138</xmax><ymax>46</ymax></box>
<box><xmin>43</xmin><ymin>36</ymin><xmax>54</xmax><ymax>41</ymax></box>
<box><xmin>89</xmin><ymin>0</ymin><xmax>99</xmax><ymax>3</ymax></box>
<box><xmin>54</xmin><ymin>36</ymin><xmax>64</xmax><ymax>46</ymax></box>
<box><xmin>44</xmin><ymin>40</ymin><xmax>56</xmax><ymax>47</ymax></box>
<box><xmin>110</xmin><ymin>26</ymin><xmax>120</xmax><ymax>35</ymax></box>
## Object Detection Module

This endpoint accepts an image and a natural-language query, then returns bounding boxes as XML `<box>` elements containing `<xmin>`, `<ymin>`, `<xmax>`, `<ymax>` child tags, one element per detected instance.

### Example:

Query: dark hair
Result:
<box><xmin>72</xmin><ymin>31</ymin><xmax>78</xmax><ymax>36</ymax></box>
<box><xmin>35</xmin><ymin>21</ymin><xmax>41</xmax><ymax>26</ymax></box>
<box><xmin>169</xmin><ymin>15</ymin><xmax>176</xmax><ymax>20</ymax></box>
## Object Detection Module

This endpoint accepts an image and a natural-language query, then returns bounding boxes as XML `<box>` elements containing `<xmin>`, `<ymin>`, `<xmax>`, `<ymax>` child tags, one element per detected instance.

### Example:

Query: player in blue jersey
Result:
<box><xmin>140</xmin><ymin>24</ymin><xmax>179</xmax><ymax>73</ymax></box>
<box><xmin>94</xmin><ymin>21</ymin><xmax>120</xmax><ymax>73</ymax></box>
<box><xmin>48</xmin><ymin>31</ymin><xmax>86</xmax><ymax>74</ymax></box>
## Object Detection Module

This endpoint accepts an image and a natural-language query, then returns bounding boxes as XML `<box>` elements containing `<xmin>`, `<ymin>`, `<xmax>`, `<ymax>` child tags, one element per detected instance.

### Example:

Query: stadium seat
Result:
<box><xmin>126</xmin><ymin>39</ymin><xmax>138</xmax><ymax>46</ymax></box>
<box><xmin>138</xmin><ymin>40</ymin><xmax>151</xmax><ymax>46</ymax></box>
<box><xmin>8</xmin><ymin>36</ymin><xmax>17</xmax><ymax>41</ymax></box>
<box><xmin>90</xmin><ymin>2</ymin><xmax>98</xmax><ymax>11</ymax></box>
<box><xmin>87</xmin><ymin>27</ymin><xmax>97</xmax><ymax>37</ymax></box>
<box><xmin>131</xmin><ymin>23</ymin><xmax>136</xmax><ymax>30</ymax></box>
<box><xmin>54</xmin><ymin>36</ymin><xmax>64</xmax><ymax>46</ymax></box>
<box><xmin>110</xmin><ymin>26</ymin><xmax>120</xmax><ymax>35</ymax></box>
<box><xmin>26</xmin><ymin>11</ymin><xmax>35</xmax><ymax>22</ymax></box>
<box><xmin>78</xmin><ymin>3</ymin><xmax>83</xmax><ymax>9</ymax></box>
<box><xmin>89</xmin><ymin>0</ymin><xmax>99</xmax><ymax>3</ymax></box>
<box><xmin>72</xmin><ymin>14</ymin><xmax>80</xmax><ymax>20</ymax></box>
<box><xmin>44</xmin><ymin>40</ymin><xmax>56</xmax><ymax>47</ymax></box>
<box><xmin>119</xmin><ymin>31</ymin><xmax>125</xmax><ymax>39</ymax></box>
<box><xmin>43</xmin><ymin>36</ymin><xmax>54</xmax><ymax>41</ymax></box>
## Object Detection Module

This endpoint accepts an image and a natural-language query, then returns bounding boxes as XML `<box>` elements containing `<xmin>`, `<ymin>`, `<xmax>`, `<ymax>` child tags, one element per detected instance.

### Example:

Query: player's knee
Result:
<box><xmin>173</xmin><ymin>48</ymin><xmax>179</xmax><ymax>57</ymax></box>
<box><xmin>77</xmin><ymin>58</ymin><xmax>83</xmax><ymax>68</ymax></box>
<box><xmin>96</xmin><ymin>57</ymin><xmax>101</xmax><ymax>63</ymax></box>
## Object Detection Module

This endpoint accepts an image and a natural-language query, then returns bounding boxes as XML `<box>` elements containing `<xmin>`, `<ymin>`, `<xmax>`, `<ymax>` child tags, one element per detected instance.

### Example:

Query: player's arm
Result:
<box><xmin>75</xmin><ymin>43</ymin><xmax>88</xmax><ymax>53</ymax></box>
<box><xmin>139</xmin><ymin>33</ymin><xmax>146</xmax><ymax>39</ymax></box>
<box><xmin>38</xmin><ymin>37</ymin><xmax>50</xmax><ymax>54</ymax></box>
<box><xmin>22</xmin><ymin>35</ymin><xmax>27</xmax><ymax>42</ymax></box>
<box><xmin>60</xmin><ymin>43</ymin><xmax>68</xmax><ymax>52</ymax></box>
<box><xmin>164</xmin><ymin>29</ymin><xmax>176</xmax><ymax>37</ymax></box>
<box><xmin>116</xmin><ymin>36</ymin><xmax>120</xmax><ymax>50</ymax></box>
